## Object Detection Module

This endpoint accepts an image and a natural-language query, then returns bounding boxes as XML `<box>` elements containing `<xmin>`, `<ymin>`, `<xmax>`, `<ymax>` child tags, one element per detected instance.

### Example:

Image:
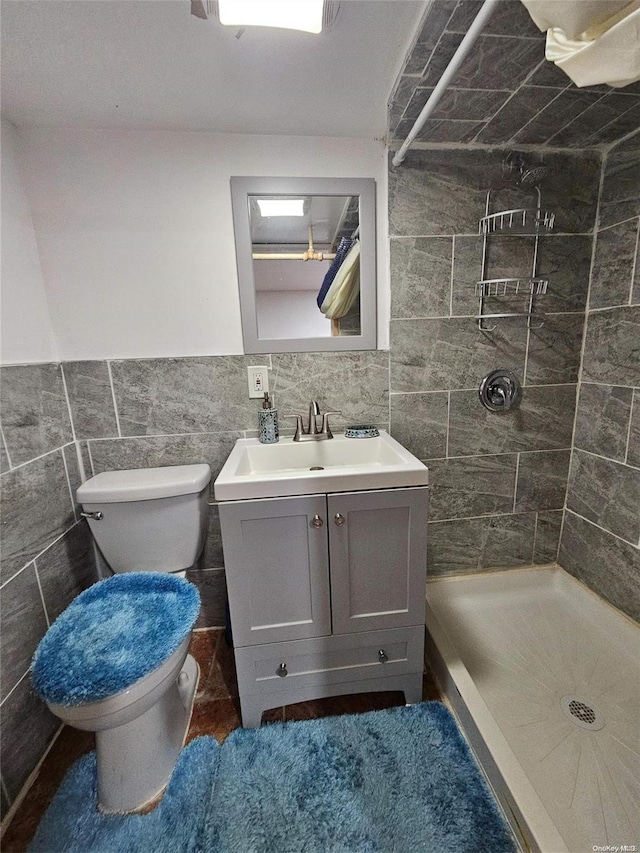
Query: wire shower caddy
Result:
<box><xmin>476</xmin><ymin>186</ymin><xmax>554</xmax><ymax>331</ymax></box>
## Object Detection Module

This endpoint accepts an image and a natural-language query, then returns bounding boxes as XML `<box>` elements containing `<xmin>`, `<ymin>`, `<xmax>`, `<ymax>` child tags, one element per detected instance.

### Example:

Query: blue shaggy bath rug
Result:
<box><xmin>31</xmin><ymin>573</ymin><xmax>200</xmax><ymax>705</ymax></box>
<box><xmin>30</xmin><ymin>703</ymin><xmax>516</xmax><ymax>853</ymax></box>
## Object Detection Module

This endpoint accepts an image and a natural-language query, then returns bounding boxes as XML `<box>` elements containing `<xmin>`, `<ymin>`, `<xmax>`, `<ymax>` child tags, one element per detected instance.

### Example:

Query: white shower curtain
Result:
<box><xmin>521</xmin><ymin>0</ymin><xmax>640</xmax><ymax>87</ymax></box>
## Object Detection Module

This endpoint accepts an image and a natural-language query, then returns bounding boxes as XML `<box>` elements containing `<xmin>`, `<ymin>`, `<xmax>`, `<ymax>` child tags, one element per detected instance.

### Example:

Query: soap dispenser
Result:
<box><xmin>258</xmin><ymin>392</ymin><xmax>279</xmax><ymax>444</ymax></box>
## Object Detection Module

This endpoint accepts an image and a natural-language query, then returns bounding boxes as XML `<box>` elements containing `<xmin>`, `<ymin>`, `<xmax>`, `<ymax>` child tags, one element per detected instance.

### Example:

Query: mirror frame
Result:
<box><xmin>230</xmin><ymin>176</ymin><xmax>376</xmax><ymax>353</ymax></box>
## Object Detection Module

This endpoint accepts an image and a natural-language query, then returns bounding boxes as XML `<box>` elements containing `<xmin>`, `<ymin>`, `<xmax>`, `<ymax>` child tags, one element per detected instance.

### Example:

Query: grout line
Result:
<box><xmin>106</xmin><ymin>360</ymin><xmax>123</xmax><ymax>438</ymax></box>
<box><xmin>586</xmin><ymin>302</ymin><xmax>640</xmax><ymax>314</ymax></box>
<box><xmin>522</xmin><ymin>321</ymin><xmax>531</xmax><ymax>386</ymax></box>
<box><xmin>421</xmin><ymin>449</ymin><xmax>572</xmax><ymax>462</ymax></box>
<box><xmin>1</xmin><ymin>776</ymin><xmax>11</xmax><ymax>810</ymax></box>
<box><xmin>595</xmin><ymin>215</ymin><xmax>640</xmax><ymax>234</ymax></box>
<box><xmin>580</xmin><ymin>98</ymin><xmax>640</xmax><ymax>149</ymax></box>
<box><xmin>81</xmin><ymin>428</ymin><xmax>252</xmax><ymax>442</ymax></box>
<box><xmin>60</xmin><ymin>445</ymin><xmax>79</xmax><ymax>522</ymax></box>
<box><xmin>0</xmin><ymin>445</ymin><xmax>67</xmax><ymax>475</ymax></box>
<box><xmin>512</xmin><ymin>452</ymin><xmax>520</xmax><ymax>514</ymax></box>
<box><xmin>544</xmin><ymin>93</ymin><xmax>611</xmax><ymax>147</ymax></box>
<box><xmin>449</xmin><ymin>235</ymin><xmax>455</xmax><ymax>318</ymax></box>
<box><xmin>396</xmin><ymin>139</ymin><xmax>607</xmax><ymax>155</ymax></box>
<box><xmin>86</xmin><ymin>442</ymin><xmax>96</xmax><ymax>477</ymax></box>
<box><xmin>443</xmin><ymin>31</ymin><xmax>543</xmax><ymax>42</ymax></box>
<box><xmin>33</xmin><ymin>560</ymin><xmax>51</xmax><ymax>629</ymax></box>
<box><xmin>531</xmin><ymin>510</ymin><xmax>539</xmax><ymax>564</ymax></box>
<box><xmin>630</xmin><ymin>219</ymin><xmax>640</xmax><ymax>306</ymax></box>
<box><xmin>391</xmin><ymin>382</ymin><xmax>577</xmax><ymax>396</ymax></box>
<box><xmin>0</xmin><ymin>722</ymin><xmax>64</xmax><ymax>830</ymax></box>
<box><xmin>0</xmin><ymin>424</ymin><xmax>13</xmax><ymax>470</ymax></box>
<box><xmin>390</xmin><ymin>231</ymin><xmax>594</xmax><ymax>239</ymax></box>
<box><xmin>574</xmin><ymin>378</ymin><xmax>640</xmax><ymax>391</ymax></box>
<box><xmin>75</xmin><ymin>440</ymin><xmax>87</xmax><ymax>483</ymax></box>
<box><xmin>390</xmin><ymin>310</ymin><xmax>585</xmax><ymax>321</ymax></box>
<box><xmin>576</xmin><ymin>445</ymin><xmax>640</xmax><ymax>472</ymax></box>
<box><xmin>564</xmin><ymin>507</ymin><xmax>640</xmax><ymax>550</ymax></box>
<box><xmin>0</xmin><ymin>520</ymin><xmax>82</xmax><ymax>592</ymax></box>
<box><xmin>0</xmin><ymin>668</ymin><xmax>31</xmax><ymax>709</ymax></box>
<box><xmin>510</xmin><ymin>88</ymin><xmax>569</xmax><ymax>146</ymax></box>
<box><xmin>59</xmin><ymin>363</ymin><xmax>77</xmax><ymax>442</ymax></box>
<box><xmin>428</xmin><ymin>509</ymin><xmax>542</xmax><ymax>525</ymax></box>
<box><xmin>388</xmin><ymin>347</ymin><xmax>392</xmax><ymax>429</ymax></box>
<box><xmin>624</xmin><ymin>389</ymin><xmax>636</xmax><ymax>467</ymax></box>
<box><xmin>445</xmin><ymin>391</ymin><xmax>450</xmax><ymax>458</ymax></box>
<box><xmin>602</xmin><ymin>125</ymin><xmax>640</xmax><ymax>153</ymax></box>
<box><xmin>563</xmin><ymin>151</ymin><xmax>606</xmax><ymax>532</ymax></box>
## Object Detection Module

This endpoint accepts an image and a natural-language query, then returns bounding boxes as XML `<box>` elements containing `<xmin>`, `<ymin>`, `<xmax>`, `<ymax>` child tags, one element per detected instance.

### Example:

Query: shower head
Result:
<box><xmin>503</xmin><ymin>153</ymin><xmax>547</xmax><ymax>187</ymax></box>
<box><xmin>518</xmin><ymin>165</ymin><xmax>548</xmax><ymax>187</ymax></box>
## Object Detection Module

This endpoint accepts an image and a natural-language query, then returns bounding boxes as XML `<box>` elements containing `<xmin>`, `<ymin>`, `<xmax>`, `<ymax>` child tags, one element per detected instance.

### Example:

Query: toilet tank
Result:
<box><xmin>76</xmin><ymin>464</ymin><xmax>211</xmax><ymax>574</ymax></box>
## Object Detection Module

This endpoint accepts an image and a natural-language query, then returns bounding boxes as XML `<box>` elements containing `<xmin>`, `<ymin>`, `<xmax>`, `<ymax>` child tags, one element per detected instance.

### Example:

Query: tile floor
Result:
<box><xmin>1</xmin><ymin>628</ymin><xmax>441</xmax><ymax>852</ymax></box>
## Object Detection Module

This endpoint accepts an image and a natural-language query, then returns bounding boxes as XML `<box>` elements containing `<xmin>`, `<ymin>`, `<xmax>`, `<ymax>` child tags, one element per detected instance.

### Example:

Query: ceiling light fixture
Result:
<box><xmin>191</xmin><ymin>0</ymin><xmax>339</xmax><ymax>34</ymax></box>
<box><xmin>257</xmin><ymin>199</ymin><xmax>305</xmax><ymax>217</ymax></box>
<box><xmin>218</xmin><ymin>0</ymin><xmax>324</xmax><ymax>33</ymax></box>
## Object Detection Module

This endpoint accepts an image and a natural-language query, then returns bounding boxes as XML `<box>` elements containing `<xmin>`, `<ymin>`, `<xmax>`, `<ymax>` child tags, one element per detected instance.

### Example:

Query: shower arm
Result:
<box><xmin>391</xmin><ymin>0</ymin><xmax>501</xmax><ymax>167</ymax></box>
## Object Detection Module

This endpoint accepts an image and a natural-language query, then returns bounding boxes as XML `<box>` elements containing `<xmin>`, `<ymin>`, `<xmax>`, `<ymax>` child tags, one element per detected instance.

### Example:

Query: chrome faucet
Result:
<box><xmin>286</xmin><ymin>401</ymin><xmax>341</xmax><ymax>441</ymax></box>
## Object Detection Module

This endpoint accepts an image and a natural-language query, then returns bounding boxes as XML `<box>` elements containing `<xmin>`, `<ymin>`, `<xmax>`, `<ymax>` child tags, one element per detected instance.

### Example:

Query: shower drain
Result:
<box><xmin>560</xmin><ymin>696</ymin><xmax>605</xmax><ymax>731</ymax></box>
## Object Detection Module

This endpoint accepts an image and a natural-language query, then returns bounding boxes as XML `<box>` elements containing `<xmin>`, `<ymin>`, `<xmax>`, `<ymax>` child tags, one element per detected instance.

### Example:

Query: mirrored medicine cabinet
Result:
<box><xmin>230</xmin><ymin>176</ymin><xmax>376</xmax><ymax>353</ymax></box>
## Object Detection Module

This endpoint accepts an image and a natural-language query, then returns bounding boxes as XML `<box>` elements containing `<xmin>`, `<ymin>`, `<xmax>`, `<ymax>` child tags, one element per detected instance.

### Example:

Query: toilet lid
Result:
<box><xmin>31</xmin><ymin>573</ymin><xmax>200</xmax><ymax>706</ymax></box>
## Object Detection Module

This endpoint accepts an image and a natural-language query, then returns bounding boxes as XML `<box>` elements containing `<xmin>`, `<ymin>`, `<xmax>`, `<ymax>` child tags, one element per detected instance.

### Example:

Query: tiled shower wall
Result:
<box><xmin>559</xmin><ymin>135</ymin><xmax>640</xmax><ymax>622</ymax></box>
<box><xmin>0</xmin><ymin>365</ymin><xmax>97</xmax><ymax>815</ymax></box>
<box><xmin>387</xmin><ymin>146</ymin><xmax>600</xmax><ymax>575</ymax></box>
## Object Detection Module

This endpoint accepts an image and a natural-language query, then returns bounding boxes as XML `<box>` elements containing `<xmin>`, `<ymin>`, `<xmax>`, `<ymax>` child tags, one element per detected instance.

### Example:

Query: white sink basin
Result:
<box><xmin>214</xmin><ymin>430</ymin><xmax>429</xmax><ymax>500</ymax></box>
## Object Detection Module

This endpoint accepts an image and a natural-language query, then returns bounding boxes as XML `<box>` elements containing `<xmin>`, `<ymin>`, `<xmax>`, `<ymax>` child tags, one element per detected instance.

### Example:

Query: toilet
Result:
<box><xmin>30</xmin><ymin>464</ymin><xmax>211</xmax><ymax>814</ymax></box>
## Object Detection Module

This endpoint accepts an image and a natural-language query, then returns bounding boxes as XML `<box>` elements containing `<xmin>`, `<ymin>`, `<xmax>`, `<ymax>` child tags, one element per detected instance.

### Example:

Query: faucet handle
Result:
<box><xmin>284</xmin><ymin>414</ymin><xmax>306</xmax><ymax>440</ymax></box>
<box><xmin>320</xmin><ymin>411</ymin><xmax>342</xmax><ymax>438</ymax></box>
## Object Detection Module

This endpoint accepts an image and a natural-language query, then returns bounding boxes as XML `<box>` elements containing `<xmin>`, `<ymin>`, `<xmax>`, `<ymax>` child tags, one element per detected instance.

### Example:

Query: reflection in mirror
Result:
<box><xmin>231</xmin><ymin>178</ymin><xmax>376</xmax><ymax>354</ymax></box>
<box><xmin>250</xmin><ymin>194</ymin><xmax>360</xmax><ymax>340</ymax></box>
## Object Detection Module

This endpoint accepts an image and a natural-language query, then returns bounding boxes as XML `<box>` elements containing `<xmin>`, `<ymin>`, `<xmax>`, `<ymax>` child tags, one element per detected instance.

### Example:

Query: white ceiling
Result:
<box><xmin>0</xmin><ymin>0</ymin><xmax>424</xmax><ymax>137</ymax></box>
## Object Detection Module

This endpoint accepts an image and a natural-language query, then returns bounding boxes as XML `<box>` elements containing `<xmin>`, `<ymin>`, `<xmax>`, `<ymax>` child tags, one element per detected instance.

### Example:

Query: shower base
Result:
<box><xmin>425</xmin><ymin>565</ymin><xmax>639</xmax><ymax>853</ymax></box>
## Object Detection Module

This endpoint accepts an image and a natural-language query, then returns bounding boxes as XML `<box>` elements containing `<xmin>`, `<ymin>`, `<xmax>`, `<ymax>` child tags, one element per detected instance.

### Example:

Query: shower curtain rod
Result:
<box><xmin>392</xmin><ymin>0</ymin><xmax>500</xmax><ymax>167</ymax></box>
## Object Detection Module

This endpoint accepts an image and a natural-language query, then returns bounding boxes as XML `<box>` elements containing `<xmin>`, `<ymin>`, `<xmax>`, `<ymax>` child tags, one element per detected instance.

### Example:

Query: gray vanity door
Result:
<box><xmin>219</xmin><ymin>495</ymin><xmax>331</xmax><ymax>647</ymax></box>
<box><xmin>328</xmin><ymin>487</ymin><xmax>428</xmax><ymax>635</ymax></box>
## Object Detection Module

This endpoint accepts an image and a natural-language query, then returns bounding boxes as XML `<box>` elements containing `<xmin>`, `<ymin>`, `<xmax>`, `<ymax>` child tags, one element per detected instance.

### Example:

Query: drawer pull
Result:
<box><xmin>276</xmin><ymin>663</ymin><xmax>288</xmax><ymax>677</ymax></box>
<box><xmin>378</xmin><ymin>649</ymin><xmax>388</xmax><ymax>663</ymax></box>
<box><xmin>334</xmin><ymin>513</ymin><xmax>345</xmax><ymax>526</ymax></box>
<box><xmin>310</xmin><ymin>515</ymin><xmax>324</xmax><ymax>528</ymax></box>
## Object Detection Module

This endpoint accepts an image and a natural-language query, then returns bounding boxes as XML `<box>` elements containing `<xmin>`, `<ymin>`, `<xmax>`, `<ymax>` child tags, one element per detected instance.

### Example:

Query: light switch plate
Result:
<box><xmin>247</xmin><ymin>366</ymin><xmax>269</xmax><ymax>398</ymax></box>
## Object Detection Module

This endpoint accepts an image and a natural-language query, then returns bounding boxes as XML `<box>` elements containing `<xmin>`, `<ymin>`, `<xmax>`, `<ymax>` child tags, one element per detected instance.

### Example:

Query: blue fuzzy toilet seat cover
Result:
<box><xmin>31</xmin><ymin>573</ymin><xmax>201</xmax><ymax>706</ymax></box>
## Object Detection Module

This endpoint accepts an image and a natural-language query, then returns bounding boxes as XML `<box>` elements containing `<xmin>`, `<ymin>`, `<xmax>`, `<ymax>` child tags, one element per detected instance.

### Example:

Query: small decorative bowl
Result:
<box><xmin>344</xmin><ymin>425</ymin><xmax>380</xmax><ymax>439</ymax></box>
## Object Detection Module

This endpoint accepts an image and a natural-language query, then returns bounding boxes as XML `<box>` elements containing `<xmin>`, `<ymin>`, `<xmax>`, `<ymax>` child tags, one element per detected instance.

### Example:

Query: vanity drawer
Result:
<box><xmin>234</xmin><ymin>626</ymin><xmax>424</xmax><ymax>696</ymax></box>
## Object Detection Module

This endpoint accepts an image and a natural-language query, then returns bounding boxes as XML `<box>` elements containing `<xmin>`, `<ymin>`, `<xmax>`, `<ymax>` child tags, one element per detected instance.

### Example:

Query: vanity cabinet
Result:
<box><xmin>219</xmin><ymin>486</ymin><xmax>429</xmax><ymax>727</ymax></box>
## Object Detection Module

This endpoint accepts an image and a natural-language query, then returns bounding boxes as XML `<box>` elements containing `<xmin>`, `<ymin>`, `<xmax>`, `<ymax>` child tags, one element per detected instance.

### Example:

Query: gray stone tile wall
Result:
<box><xmin>388</xmin><ymin>0</ymin><xmax>640</xmax><ymax>148</ymax></box>
<box><xmin>388</xmin><ymin>145</ymin><xmax>599</xmax><ymax>575</ymax></box>
<box><xmin>559</xmin><ymin>511</ymin><xmax>640</xmax><ymax>622</ymax></box>
<box><xmin>0</xmin><ymin>368</ymin><xmax>99</xmax><ymax>810</ymax></box>
<box><xmin>0</xmin><ymin>364</ymin><xmax>72</xmax><ymax>466</ymax></box>
<box><xmin>559</xmin><ymin>141</ymin><xmax>640</xmax><ymax>622</ymax></box>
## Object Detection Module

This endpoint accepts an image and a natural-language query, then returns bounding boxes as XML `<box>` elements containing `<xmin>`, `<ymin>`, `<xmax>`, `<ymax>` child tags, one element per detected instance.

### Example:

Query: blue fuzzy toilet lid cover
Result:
<box><xmin>31</xmin><ymin>573</ymin><xmax>200</xmax><ymax>706</ymax></box>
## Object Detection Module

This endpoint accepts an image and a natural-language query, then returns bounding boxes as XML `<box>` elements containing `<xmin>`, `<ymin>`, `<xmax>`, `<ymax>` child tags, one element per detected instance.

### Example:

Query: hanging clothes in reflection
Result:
<box><xmin>319</xmin><ymin>240</ymin><xmax>361</xmax><ymax>319</ymax></box>
<box><xmin>316</xmin><ymin>236</ymin><xmax>354</xmax><ymax>309</ymax></box>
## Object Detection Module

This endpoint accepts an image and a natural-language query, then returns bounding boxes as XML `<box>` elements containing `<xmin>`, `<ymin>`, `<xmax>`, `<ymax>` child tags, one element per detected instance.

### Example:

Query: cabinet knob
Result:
<box><xmin>276</xmin><ymin>663</ymin><xmax>288</xmax><ymax>677</ymax></box>
<box><xmin>310</xmin><ymin>514</ymin><xmax>324</xmax><ymax>528</ymax></box>
<box><xmin>378</xmin><ymin>649</ymin><xmax>388</xmax><ymax>663</ymax></box>
<box><xmin>334</xmin><ymin>513</ymin><xmax>345</xmax><ymax>526</ymax></box>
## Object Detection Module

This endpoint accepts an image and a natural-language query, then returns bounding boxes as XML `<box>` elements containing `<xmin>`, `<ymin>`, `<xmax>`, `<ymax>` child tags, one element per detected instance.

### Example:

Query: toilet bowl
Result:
<box><xmin>31</xmin><ymin>464</ymin><xmax>212</xmax><ymax>813</ymax></box>
<box><xmin>32</xmin><ymin>572</ymin><xmax>202</xmax><ymax>813</ymax></box>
